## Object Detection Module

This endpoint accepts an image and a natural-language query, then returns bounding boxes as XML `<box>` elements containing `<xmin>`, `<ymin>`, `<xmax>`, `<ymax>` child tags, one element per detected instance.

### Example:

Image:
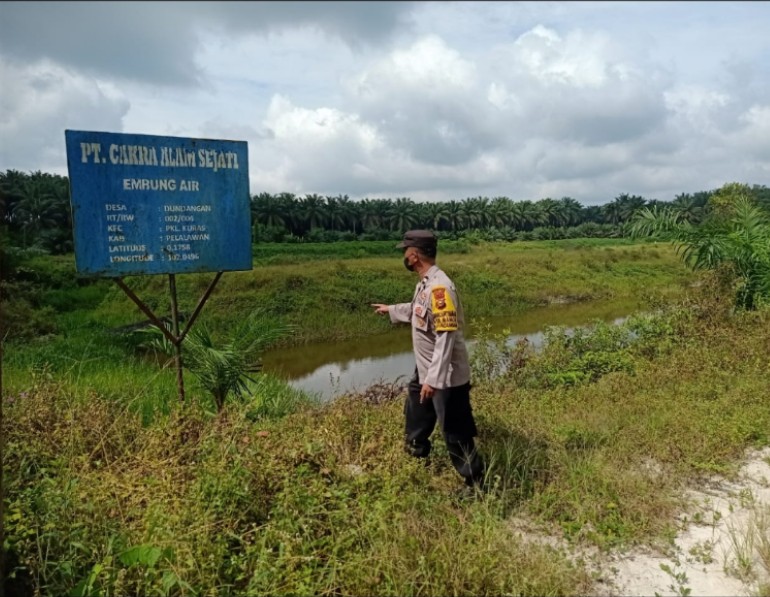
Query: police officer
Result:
<box><xmin>372</xmin><ymin>230</ymin><xmax>485</xmax><ymax>487</ymax></box>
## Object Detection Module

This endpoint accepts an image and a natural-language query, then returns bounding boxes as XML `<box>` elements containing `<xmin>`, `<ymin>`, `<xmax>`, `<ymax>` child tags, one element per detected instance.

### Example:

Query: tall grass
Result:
<box><xmin>89</xmin><ymin>239</ymin><xmax>691</xmax><ymax>347</ymax></box>
<box><xmin>4</xmin><ymin>273</ymin><xmax>769</xmax><ymax>595</ymax></box>
<box><xmin>3</xmin><ymin>240</ymin><xmax>692</xmax><ymax>402</ymax></box>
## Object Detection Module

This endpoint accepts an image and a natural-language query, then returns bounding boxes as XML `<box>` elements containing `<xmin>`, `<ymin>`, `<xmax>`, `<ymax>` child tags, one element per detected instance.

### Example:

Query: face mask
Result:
<box><xmin>404</xmin><ymin>256</ymin><xmax>415</xmax><ymax>271</ymax></box>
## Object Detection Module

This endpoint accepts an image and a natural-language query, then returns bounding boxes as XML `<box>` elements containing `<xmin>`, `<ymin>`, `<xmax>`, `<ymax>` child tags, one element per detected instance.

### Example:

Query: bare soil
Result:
<box><xmin>595</xmin><ymin>446</ymin><xmax>770</xmax><ymax>596</ymax></box>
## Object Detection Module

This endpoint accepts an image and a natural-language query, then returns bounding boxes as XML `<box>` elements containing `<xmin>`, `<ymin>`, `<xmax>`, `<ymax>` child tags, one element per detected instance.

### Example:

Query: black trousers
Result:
<box><xmin>404</xmin><ymin>369</ymin><xmax>484</xmax><ymax>485</ymax></box>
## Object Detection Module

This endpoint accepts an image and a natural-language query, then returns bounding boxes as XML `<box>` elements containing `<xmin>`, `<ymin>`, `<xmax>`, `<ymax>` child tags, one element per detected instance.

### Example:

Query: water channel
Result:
<box><xmin>260</xmin><ymin>297</ymin><xmax>643</xmax><ymax>401</ymax></box>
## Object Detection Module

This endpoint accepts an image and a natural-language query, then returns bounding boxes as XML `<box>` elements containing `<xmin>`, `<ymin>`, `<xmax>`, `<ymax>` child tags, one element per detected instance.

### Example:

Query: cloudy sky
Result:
<box><xmin>1</xmin><ymin>1</ymin><xmax>768</xmax><ymax>206</ymax></box>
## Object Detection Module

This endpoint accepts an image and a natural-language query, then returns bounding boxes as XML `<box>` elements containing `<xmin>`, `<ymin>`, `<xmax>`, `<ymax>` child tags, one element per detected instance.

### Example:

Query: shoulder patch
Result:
<box><xmin>431</xmin><ymin>286</ymin><xmax>458</xmax><ymax>331</ymax></box>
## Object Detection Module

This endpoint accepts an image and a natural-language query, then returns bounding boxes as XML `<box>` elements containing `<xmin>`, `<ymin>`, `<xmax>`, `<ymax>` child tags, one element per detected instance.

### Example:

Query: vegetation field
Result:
<box><xmin>3</xmin><ymin>239</ymin><xmax>690</xmax><ymax>399</ymax></box>
<box><xmin>3</xmin><ymin>187</ymin><xmax>770</xmax><ymax>596</ymax></box>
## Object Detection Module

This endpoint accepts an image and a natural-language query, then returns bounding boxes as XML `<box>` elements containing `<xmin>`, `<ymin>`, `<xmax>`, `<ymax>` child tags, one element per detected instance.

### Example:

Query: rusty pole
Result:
<box><xmin>168</xmin><ymin>274</ymin><xmax>185</xmax><ymax>403</ymax></box>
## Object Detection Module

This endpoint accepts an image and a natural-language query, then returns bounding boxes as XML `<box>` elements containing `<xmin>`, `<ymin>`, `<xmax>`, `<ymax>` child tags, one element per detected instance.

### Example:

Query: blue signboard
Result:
<box><xmin>65</xmin><ymin>130</ymin><xmax>252</xmax><ymax>276</ymax></box>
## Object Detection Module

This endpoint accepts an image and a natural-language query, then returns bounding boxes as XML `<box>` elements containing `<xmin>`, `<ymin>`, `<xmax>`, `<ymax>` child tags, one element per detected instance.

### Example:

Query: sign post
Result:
<box><xmin>65</xmin><ymin>130</ymin><xmax>253</xmax><ymax>403</ymax></box>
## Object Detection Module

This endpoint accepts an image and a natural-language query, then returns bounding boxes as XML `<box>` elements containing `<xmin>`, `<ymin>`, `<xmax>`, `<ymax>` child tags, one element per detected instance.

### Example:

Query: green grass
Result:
<box><xmin>7</xmin><ymin>240</ymin><xmax>769</xmax><ymax>596</ymax></box>
<box><xmin>3</xmin><ymin>239</ymin><xmax>692</xmax><ymax>395</ymax></box>
<box><xmin>5</xmin><ymin>294</ymin><xmax>769</xmax><ymax>594</ymax></box>
<box><xmin>96</xmin><ymin>239</ymin><xmax>692</xmax><ymax>344</ymax></box>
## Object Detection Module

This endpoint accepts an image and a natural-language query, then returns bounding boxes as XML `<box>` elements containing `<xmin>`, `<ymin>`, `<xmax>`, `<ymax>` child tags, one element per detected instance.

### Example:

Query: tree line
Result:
<box><xmin>1</xmin><ymin>167</ymin><xmax>769</xmax><ymax>254</ymax></box>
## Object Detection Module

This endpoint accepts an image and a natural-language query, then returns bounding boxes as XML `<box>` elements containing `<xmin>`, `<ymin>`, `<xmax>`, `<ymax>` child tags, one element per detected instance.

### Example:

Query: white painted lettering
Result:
<box><xmin>110</xmin><ymin>144</ymin><xmax>159</xmax><ymax>166</ymax></box>
<box><xmin>110</xmin><ymin>254</ymin><xmax>154</xmax><ymax>263</ymax></box>
<box><xmin>163</xmin><ymin>204</ymin><xmax>211</xmax><ymax>212</ymax></box>
<box><xmin>196</xmin><ymin>149</ymin><xmax>238</xmax><ymax>172</ymax></box>
<box><xmin>179</xmin><ymin>180</ymin><xmax>200</xmax><ymax>191</ymax></box>
<box><xmin>161</xmin><ymin>147</ymin><xmax>197</xmax><ymax>167</ymax></box>
<box><xmin>122</xmin><ymin>178</ymin><xmax>177</xmax><ymax>191</ymax></box>
<box><xmin>164</xmin><ymin>234</ymin><xmax>210</xmax><ymax>242</ymax></box>
<box><xmin>80</xmin><ymin>142</ymin><xmax>103</xmax><ymax>164</ymax></box>
<box><xmin>109</xmin><ymin>244</ymin><xmax>146</xmax><ymax>253</ymax></box>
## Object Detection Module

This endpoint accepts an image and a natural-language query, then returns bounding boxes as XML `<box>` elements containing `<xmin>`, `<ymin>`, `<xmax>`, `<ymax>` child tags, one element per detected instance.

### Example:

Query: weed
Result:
<box><xmin>688</xmin><ymin>540</ymin><xmax>716</xmax><ymax>565</ymax></box>
<box><xmin>660</xmin><ymin>562</ymin><xmax>693</xmax><ymax>596</ymax></box>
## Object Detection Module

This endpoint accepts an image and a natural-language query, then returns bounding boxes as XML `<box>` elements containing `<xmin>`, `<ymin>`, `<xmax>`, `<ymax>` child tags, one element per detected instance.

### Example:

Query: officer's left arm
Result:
<box><xmin>423</xmin><ymin>284</ymin><xmax>460</xmax><ymax>389</ymax></box>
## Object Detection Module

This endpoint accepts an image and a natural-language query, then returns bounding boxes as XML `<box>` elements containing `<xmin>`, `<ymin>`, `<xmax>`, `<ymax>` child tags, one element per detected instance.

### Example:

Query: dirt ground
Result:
<box><xmin>508</xmin><ymin>447</ymin><xmax>770</xmax><ymax>596</ymax></box>
<box><xmin>595</xmin><ymin>446</ymin><xmax>770</xmax><ymax>596</ymax></box>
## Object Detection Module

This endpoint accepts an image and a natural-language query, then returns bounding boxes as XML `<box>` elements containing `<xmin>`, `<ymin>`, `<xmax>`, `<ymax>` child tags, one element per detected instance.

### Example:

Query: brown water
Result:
<box><xmin>260</xmin><ymin>297</ymin><xmax>642</xmax><ymax>401</ymax></box>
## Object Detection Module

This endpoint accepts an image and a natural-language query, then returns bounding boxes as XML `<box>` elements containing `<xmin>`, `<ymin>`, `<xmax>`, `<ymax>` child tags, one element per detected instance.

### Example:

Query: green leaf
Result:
<box><xmin>119</xmin><ymin>544</ymin><xmax>163</xmax><ymax>568</ymax></box>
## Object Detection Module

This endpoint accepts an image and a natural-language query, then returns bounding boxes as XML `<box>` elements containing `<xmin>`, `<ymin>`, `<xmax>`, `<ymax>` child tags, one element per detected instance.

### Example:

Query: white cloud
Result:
<box><xmin>248</xmin><ymin>95</ymin><xmax>384</xmax><ymax>194</ymax></box>
<box><xmin>664</xmin><ymin>85</ymin><xmax>731</xmax><ymax>133</ymax></box>
<box><xmin>512</xmin><ymin>25</ymin><xmax>616</xmax><ymax>88</ymax></box>
<box><xmin>0</xmin><ymin>1</ymin><xmax>768</xmax><ymax>205</ymax></box>
<box><xmin>734</xmin><ymin>104</ymin><xmax>770</xmax><ymax>162</ymax></box>
<box><xmin>0</xmin><ymin>57</ymin><xmax>129</xmax><ymax>174</ymax></box>
<box><xmin>374</xmin><ymin>35</ymin><xmax>475</xmax><ymax>90</ymax></box>
<box><xmin>349</xmin><ymin>35</ymin><xmax>497</xmax><ymax>166</ymax></box>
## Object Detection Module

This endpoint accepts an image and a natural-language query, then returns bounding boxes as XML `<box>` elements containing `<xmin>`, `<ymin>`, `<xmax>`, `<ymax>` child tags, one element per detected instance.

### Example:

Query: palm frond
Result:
<box><xmin>628</xmin><ymin>205</ymin><xmax>685</xmax><ymax>239</ymax></box>
<box><xmin>131</xmin><ymin>310</ymin><xmax>292</xmax><ymax>410</ymax></box>
<box><xmin>629</xmin><ymin>184</ymin><xmax>770</xmax><ymax>310</ymax></box>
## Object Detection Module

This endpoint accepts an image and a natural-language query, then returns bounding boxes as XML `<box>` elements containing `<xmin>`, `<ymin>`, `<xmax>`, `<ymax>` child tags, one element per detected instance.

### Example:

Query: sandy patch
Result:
<box><xmin>595</xmin><ymin>446</ymin><xmax>770</xmax><ymax>596</ymax></box>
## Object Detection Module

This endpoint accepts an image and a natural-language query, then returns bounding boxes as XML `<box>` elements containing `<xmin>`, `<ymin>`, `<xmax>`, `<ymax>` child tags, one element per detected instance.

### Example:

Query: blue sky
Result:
<box><xmin>1</xmin><ymin>1</ymin><xmax>768</xmax><ymax>205</ymax></box>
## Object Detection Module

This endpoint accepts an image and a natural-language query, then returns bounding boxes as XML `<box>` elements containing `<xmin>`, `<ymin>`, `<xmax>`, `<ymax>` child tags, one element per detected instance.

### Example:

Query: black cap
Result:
<box><xmin>396</xmin><ymin>230</ymin><xmax>437</xmax><ymax>253</ymax></box>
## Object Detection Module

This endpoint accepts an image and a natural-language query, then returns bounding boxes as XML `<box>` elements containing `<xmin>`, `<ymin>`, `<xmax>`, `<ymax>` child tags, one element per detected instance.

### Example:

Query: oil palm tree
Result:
<box><xmin>299</xmin><ymin>193</ymin><xmax>327</xmax><ymax>232</ymax></box>
<box><xmin>324</xmin><ymin>195</ymin><xmax>345</xmax><ymax>231</ymax></box>
<box><xmin>0</xmin><ymin>169</ymin><xmax>26</xmax><ymax>226</ymax></box>
<box><xmin>422</xmin><ymin>201</ymin><xmax>450</xmax><ymax>231</ymax></box>
<box><xmin>251</xmin><ymin>192</ymin><xmax>287</xmax><ymax>229</ymax></box>
<box><xmin>508</xmin><ymin>201</ymin><xmax>529</xmax><ymax>231</ymax></box>
<box><xmin>445</xmin><ymin>200</ymin><xmax>465</xmax><ymax>232</ymax></box>
<box><xmin>359</xmin><ymin>198</ymin><xmax>386</xmax><ymax>231</ymax></box>
<box><xmin>388</xmin><ymin>197</ymin><xmax>419</xmax><ymax>232</ymax></box>
<box><xmin>333</xmin><ymin>194</ymin><xmax>359</xmax><ymax>234</ymax></box>
<box><xmin>11</xmin><ymin>176</ymin><xmax>62</xmax><ymax>247</ymax></box>
<box><xmin>459</xmin><ymin>198</ymin><xmax>480</xmax><ymax>229</ymax></box>
<box><xmin>557</xmin><ymin>197</ymin><xmax>584</xmax><ymax>227</ymax></box>
<box><xmin>630</xmin><ymin>183</ymin><xmax>769</xmax><ymax>310</ymax></box>
<box><xmin>138</xmin><ymin>310</ymin><xmax>292</xmax><ymax>412</ymax></box>
<box><xmin>488</xmin><ymin>197</ymin><xmax>513</xmax><ymax>229</ymax></box>
<box><xmin>671</xmin><ymin>193</ymin><xmax>703</xmax><ymax>225</ymax></box>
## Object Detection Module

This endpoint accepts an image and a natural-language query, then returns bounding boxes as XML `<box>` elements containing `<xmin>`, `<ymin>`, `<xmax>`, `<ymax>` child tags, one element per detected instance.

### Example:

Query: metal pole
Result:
<box><xmin>114</xmin><ymin>277</ymin><xmax>178</xmax><ymax>346</ymax></box>
<box><xmin>180</xmin><ymin>271</ymin><xmax>223</xmax><ymax>342</ymax></box>
<box><xmin>168</xmin><ymin>274</ymin><xmax>185</xmax><ymax>403</ymax></box>
<box><xmin>114</xmin><ymin>274</ymin><xmax>225</xmax><ymax>405</ymax></box>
